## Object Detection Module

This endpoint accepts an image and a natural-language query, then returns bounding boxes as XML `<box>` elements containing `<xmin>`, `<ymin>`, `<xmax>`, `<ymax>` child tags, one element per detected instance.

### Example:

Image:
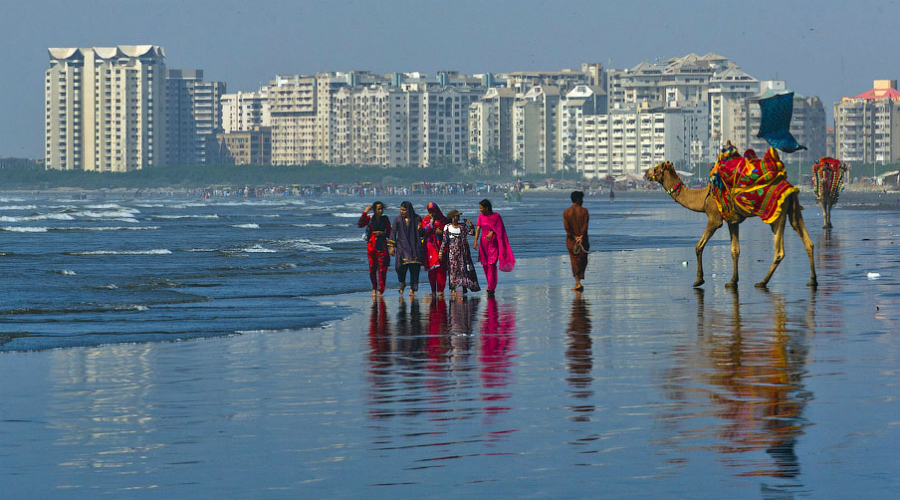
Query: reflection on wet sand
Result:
<box><xmin>565</xmin><ymin>293</ymin><xmax>593</xmax><ymax>421</ymax></box>
<box><xmin>479</xmin><ymin>297</ymin><xmax>517</xmax><ymax>417</ymax></box>
<box><xmin>364</xmin><ymin>296</ymin><xmax>523</xmax><ymax>463</ymax></box>
<box><xmin>663</xmin><ymin>288</ymin><xmax>813</xmax><ymax>483</ymax></box>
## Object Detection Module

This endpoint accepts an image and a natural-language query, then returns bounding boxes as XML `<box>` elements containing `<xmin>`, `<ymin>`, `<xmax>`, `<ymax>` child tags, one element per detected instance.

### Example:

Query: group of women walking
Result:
<box><xmin>358</xmin><ymin>199</ymin><xmax>515</xmax><ymax>298</ymax></box>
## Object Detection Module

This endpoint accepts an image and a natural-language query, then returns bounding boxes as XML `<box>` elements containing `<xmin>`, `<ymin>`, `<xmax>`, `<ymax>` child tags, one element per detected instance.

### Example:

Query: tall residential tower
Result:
<box><xmin>45</xmin><ymin>45</ymin><xmax>167</xmax><ymax>171</ymax></box>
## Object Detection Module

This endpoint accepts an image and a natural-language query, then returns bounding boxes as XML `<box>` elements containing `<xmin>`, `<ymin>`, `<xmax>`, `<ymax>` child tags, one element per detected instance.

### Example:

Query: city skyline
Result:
<box><xmin>3</xmin><ymin>0</ymin><xmax>898</xmax><ymax>158</ymax></box>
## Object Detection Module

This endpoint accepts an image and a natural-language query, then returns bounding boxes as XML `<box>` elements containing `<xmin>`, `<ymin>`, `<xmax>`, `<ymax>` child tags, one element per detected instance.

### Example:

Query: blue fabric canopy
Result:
<box><xmin>756</xmin><ymin>92</ymin><xmax>806</xmax><ymax>153</ymax></box>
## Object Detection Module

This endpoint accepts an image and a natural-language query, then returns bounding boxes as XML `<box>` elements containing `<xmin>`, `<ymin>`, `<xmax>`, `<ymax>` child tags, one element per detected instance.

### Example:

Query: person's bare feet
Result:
<box><xmin>437</xmin><ymin>292</ymin><xmax>444</xmax><ymax>299</ymax></box>
<box><xmin>371</xmin><ymin>290</ymin><xmax>377</xmax><ymax>297</ymax></box>
<box><xmin>398</xmin><ymin>284</ymin><xmax>405</xmax><ymax>295</ymax></box>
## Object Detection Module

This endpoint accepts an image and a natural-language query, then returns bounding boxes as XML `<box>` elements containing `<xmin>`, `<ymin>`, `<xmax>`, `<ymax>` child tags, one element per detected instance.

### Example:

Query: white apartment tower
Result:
<box><xmin>331</xmin><ymin>85</ymin><xmax>412</xmax><ymax>166</ymax></box>
<box><xmin>221</xmin><ymin>88</ymin><xmax>271</xmax><ymax>133</ymax></box>
<box><xmin>513</xmin><ymin>85</ymin><xmax>561</xmax><ymax>174</ymax></box>
<box><xmin>269</xmin><ymin>75</ymin><xmax>317</xmax><ymax>165</ymax></box>
<box><xmin>468</xmin><ymin>87</ymin><xmax>516</xmax><ymax>167</ymax></box>
<box><xmin>576</xmin><ymin>108</ymin><xmax>688</xmax><ymax>179</ymax></box>
<box><xmin>420</xmin><ymin>86</ymin><xmax>485</xmax><ymax>168</ymax></box>
<box><xmin>708</xmin><ymin>67</ymin><xmax>759</xmax><ymax>152</ymax></box>
<box><xmin>834</xmin><ymin>80</ymin><xmax>900</xmax><ymax>164</ymax></box>
<box><xmin>45</xmin><ymin>45</ymin><xmax>167</xmax><ymax>171</ymax></box>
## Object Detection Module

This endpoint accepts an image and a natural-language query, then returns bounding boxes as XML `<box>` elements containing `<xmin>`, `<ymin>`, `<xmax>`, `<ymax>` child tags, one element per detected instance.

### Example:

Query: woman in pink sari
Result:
<box><xmin>474</xmin><ymin>199</ymin><xmax>515</xmax><ymax>296</ymax></box>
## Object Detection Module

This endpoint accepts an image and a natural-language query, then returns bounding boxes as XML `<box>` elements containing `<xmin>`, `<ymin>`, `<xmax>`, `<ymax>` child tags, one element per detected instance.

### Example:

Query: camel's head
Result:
<box><xmin>644</xmin><ymin>161</ymin><xmax>674</xmax><ymax>184</ymax></box>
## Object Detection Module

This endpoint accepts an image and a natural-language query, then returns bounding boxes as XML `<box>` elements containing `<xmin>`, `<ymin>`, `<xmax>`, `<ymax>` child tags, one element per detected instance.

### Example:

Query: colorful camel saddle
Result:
<box><xmin>812</xmin><ymin>157</ymin><xmax>846</xmax><ymax>202</ymax></box>
<box><xmin>709</xmin><ymin>145</ymin><xmax>798</xmax><ymax>224</ymax></box>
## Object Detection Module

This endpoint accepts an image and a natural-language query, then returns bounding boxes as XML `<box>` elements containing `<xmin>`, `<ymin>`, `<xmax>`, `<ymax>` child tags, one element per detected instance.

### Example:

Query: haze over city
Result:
<box><xmin>2</xmin><ymin>0</ymin><xmax>898</xmax><ymax>159</ymax></box>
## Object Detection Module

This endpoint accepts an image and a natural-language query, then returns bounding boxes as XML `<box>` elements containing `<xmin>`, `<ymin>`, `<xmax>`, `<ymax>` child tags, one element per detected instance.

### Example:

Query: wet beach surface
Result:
<box><xmin>1</xmin><ymin>190</ymin><xmax>898</xmax><ymax>499</ymax></box>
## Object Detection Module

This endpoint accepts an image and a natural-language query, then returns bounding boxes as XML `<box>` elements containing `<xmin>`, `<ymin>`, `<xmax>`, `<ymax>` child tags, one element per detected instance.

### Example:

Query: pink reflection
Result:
<box><xmin>479</xmin><ymin>297</ymin><xmax>517</xmax><ymax>416</ymax></box>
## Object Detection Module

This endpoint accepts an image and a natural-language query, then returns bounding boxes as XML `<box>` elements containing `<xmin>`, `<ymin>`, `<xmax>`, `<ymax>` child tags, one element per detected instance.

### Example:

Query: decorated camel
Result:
<box><xmin>644</xmin><ymin>144</ymin><xmax>817</xmax><ymax>288</ymax></box>
<box><xmin>811</xmin><ymin>157</ymin><xmax>847</xmax><ymax>228</ymax></box>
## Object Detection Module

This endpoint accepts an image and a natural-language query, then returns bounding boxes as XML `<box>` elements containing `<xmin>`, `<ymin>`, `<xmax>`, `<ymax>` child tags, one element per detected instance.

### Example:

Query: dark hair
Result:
<box><xmin>479</xmin><ymin>199</ymin><xmax>493</xmax><ymax>213</ymax></box>
<box><xmin>570</xmin><ymin>191</ymin><xmax>584</xmax><ymax>203</ymax></box>
<box><xmin>400</xmin><ymin>200</ymin><xmax>417</xmax><ymax>219</ymax></box>
<box><xmin>372</xmin><ymin>201</ymin><xmax>384</xmax><ymax>211</ymax></box>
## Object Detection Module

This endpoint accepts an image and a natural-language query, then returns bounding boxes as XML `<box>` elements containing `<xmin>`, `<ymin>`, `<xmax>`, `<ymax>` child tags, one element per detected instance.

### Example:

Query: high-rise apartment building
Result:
<box><xmin>468</xmin><ymin>88</ymin><xmax>516</xmax><ymax>167</ymax></box>
<box><xmin>420</xmin><ymin>86</ymin><xmax>485</xmax><ymax>168</ymax></box>
<box><xmin>166</xmin><ymin>69</ymin><xmax>225</xmax><ymax>165</ymax></box>
<box><xmin>45</xmin><ymin>45</ymin><xmax>167</xmax><ymax>171</ymax></box>
<box><xmin>269</xmin><ymin>74</ymin><xmax>317</xmax><ymax>165</ymax></box>
<box><xmin>513</xmin><ymin>85</ymin><xmax>561</xmax><ymax>174</ymax></box>
<box><xmin>709</xmin><ymin>67</ymin><xmax>759</xmax><ymax>152</ymax></box>
<box><xmin>221</xmin><ymin>88</ymin><xmax>270</xmax><ymax>133</ymax></box>
<box><xmin>331</xmin><ymin>85</ymin><xmax>411</xmax><ymax>166</ymax></box>
<box><xmin>576</xmin><ymin>107</ymin><xmax>688</xmax><ymax>179</ymax></box>
<box><xmin>558</xmin><ymin>85</ymin><xmax>607</xmax><ymax>171</ymax></box>
<box><xmin>834</xmin><ymin>80</ymin><xmax>900</xmax><ymax>164</ymax></box>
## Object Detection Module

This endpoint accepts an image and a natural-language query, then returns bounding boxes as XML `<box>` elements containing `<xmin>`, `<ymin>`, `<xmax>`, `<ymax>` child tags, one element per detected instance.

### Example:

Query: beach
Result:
<box><xmin>1</xmin><ymin>191</ymin><xmax>898</xmax><ymax>499</ymax></box>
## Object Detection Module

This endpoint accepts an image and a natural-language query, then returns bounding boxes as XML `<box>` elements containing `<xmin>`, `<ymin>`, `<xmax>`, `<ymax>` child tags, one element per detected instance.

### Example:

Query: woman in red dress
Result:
<box><xmin>357</xmin><ymin>201</ymin><xmax>391</xmax><ymax>296</ymax></box>
<box><xmin>421</xmin><ymin>202</ymin><xmax>448</xmax><ymax>297</ymax></box>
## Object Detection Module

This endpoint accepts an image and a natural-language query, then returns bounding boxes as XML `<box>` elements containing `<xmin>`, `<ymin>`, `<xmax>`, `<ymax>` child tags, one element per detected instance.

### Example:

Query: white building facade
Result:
<box><xmin>45</xmin><ymin>45</ymin><xmax>167</xmax><ymax>171</ymax></box>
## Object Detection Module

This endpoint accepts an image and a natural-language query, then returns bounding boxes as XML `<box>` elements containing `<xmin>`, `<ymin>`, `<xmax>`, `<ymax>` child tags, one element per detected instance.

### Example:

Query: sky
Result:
<box><xmin>2</xmin><ymin>0</ymin><xmax>898</xmax><ymax>159</ymax></box>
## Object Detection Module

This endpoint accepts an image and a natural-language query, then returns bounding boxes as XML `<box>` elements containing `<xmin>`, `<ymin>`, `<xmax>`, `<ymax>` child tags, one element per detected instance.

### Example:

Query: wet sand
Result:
<box><xmin>2</xmin><ymin>198</ymin><xmax>898</xmax><ymax>499</ymax></box>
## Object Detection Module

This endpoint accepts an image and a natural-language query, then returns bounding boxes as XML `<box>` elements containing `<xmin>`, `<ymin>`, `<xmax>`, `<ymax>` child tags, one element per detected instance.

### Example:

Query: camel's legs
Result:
<box><xmin>726</xmin><ymin>221</ymin><xmax>740</xmax><ymax>288</ymax></box>
<box><xmin>694</xmin><ymin>218</ymin><xmax>722</xmax><ymax>287</ymax></box>
<box><xmin>789</xmin><ymin>203</ymin><xmax>818</xmax><ymax>287</ymax></box>
<box><xmin>824</xmin><ymin>201</ymin><xmax>833</xmax><ymax>228</ymax></box>
<box><xmin>757</xmin><ymin>214</ymin><xmax>787</xmax><ymax>288</ymax></box>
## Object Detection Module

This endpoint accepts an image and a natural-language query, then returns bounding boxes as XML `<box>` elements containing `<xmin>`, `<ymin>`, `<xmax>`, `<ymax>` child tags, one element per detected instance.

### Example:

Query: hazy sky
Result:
<box><xmin>2</xmin><ymin>0</ymin><xmax>898</xmax><ymax>158</ymax></box>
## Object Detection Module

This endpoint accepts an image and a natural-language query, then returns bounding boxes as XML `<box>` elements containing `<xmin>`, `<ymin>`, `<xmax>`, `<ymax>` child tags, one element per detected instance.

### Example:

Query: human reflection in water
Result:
<box><xmin>664</xmin><ymin>288</ymin><xmax>813</xmax><ymax>489</ymax></box>
<box><xmin>366</xmin><ymin>297</ymin><xmax>393</xmax><ymax>419</ymax></box>
<box><xmin>425</xmin><ymin>297</ymin><xmax>450</xmax><ymax>368</ymax></box>
<box><xmin>448</xmin><ymin>296</ymin><xmax>479</xmax><ymax>368</ymax></box>
<box><xmin>393</xmin><ymin>297</ymin><xmax>424</xmax><ymax>356</ymax></box>
<box><xmin>479</xmin><ymin>297</ymin><xmax>516</xmax><ymax>418</ymax></box>
<box><xmin>565</xmin><ymin>293</ymin><xmax>594</xmax><ymax>421</ymax></box>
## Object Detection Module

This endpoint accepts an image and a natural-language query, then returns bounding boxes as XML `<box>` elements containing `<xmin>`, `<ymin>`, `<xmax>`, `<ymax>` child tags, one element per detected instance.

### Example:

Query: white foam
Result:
<box><xmin>72</xmin><ymin>210</ymin><xmax>140</xmax><ymax>219</ymax></box>
<box><xmin>70</xmin><ymin>249</ymin><xmax>173</xmax><ymax>256</ymax></box>
<box><xmin>332</xmin><ymin>212</ymin><xmax>362</xmax><ymax>218</ymax></box>
<box><xmin>2</xmin><ymin>226</ymin><xmax>48</xmax><ymax>232</ymax></box>
<box><xmin>54</xmin><ymin>269</ymin><xmax>77</xmax><ymax>275</ymax></box>
<box><xmin>238</xmin><ymin>244</ymin><xmax>276</xmax><ymax>253</ymax></box>
<box><xmin>282</xmin><ymin>238</ymin><xmax>331</xmax><ymax>252</ymax></box>
<box><xmin>65</xmin><ymin>226</ymin><xmax>160</xmax><ymax>231</ymax></box>
<box><xmin>0</xmin><ymin>205</ymin><xmax>37</xmax><ymax>210</ymax></box>
<box><xmin>322</xmin><ymin>237</ymin><xmax>362</xmax><ymax>244</ymax></box>
<box><xmin>232</xmin><ymin>223</ymin><xmax>260</xmax><ymax>229</ymax></box>
<box><xmin>0</xmin><ymin>213</ymin><xmax>75</xmax><ymax>222</ymax></box>
<box><xmin>293</xmin><ymin>223</ymin><xmax>326</xmax><ymax>227</ymax></box>
<box><xmin>153</xmin><ymin>214</ymin><xmax>219</xmax><ymax>219</ymax></box>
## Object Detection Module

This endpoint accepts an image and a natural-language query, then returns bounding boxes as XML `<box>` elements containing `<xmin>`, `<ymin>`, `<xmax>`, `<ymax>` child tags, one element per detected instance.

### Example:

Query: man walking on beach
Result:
<box><xmin>563</xmin><ymin>191</ymin><xmax>590</xmax><ymax>291</ymax></box>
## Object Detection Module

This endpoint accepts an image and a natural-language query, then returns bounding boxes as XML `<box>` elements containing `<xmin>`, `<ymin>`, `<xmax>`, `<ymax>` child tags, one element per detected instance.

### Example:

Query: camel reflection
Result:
<box><xmin>479</xmin><ymin>297</ymin><xmax>517</xmax><ymax>416</ymax></box>
<box><xmin>565</xmin><ymin>293</ymin><xmax>594</xmax><ymax>420</ymax></box>
<box><xmin>666</xmin><ymin>288</ymin><xmax>812</xmax><ymax>480</ymax></box>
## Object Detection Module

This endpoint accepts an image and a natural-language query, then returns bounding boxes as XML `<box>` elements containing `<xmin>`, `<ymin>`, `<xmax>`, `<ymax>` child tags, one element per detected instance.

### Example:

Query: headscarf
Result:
<box><xmin>422</xmin><ymin>202</ymin><xmax>448</xmax><ymax>270</ymax></box>
<box><xmin>425</xmin><ymin>202</ymin><xmax>445</xmax><ymax>222</ymax></box>
<box><xmin>390</xmin><ymin>201</ymin><xmax>426</xmax><ymax>269</ymax></box>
